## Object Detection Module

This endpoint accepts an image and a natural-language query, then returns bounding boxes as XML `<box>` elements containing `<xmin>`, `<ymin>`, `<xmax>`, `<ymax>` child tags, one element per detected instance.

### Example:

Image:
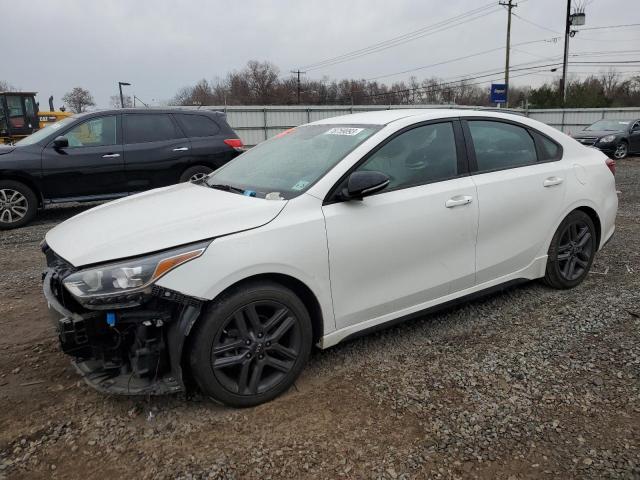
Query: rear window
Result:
<box><xmin>176</xmin><ymin>114</ymin><xmax>220</xmax><ymax>137</ymax></box>
<box><xmin>123</xmin><ymin>114</ymin><xmax>181</xmax><ymax>144</ymax></box>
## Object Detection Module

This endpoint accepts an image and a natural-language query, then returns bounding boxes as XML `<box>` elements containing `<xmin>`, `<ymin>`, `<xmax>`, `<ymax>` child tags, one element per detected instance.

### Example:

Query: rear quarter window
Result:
<box><xmin>531</xmin><ymin>130</ymin><xmax>562</xmax><ymax>161</ymax></box>
<box><xmin>176</xmin><ymin>114</ymin><xmax>220</xmax><ymax>137</ymax></box>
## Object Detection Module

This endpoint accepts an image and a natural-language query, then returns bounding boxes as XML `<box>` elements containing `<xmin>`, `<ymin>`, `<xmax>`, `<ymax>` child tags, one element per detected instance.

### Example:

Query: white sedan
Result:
<box><xmin>43</xmin><ymin>109</ymin><xmax>617</xmax><ymax>407</ymax></box>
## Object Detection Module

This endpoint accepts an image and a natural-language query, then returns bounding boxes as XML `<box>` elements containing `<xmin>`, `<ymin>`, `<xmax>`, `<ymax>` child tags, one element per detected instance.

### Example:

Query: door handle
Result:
<box><xmin>445</xmin><ymin>195</ymin><xmax>473</xmax><ymax>208</ymax></box>
<box><xmin>102</xmin><ymin>153</ymin><xmax>120</xmax><ymax>158</ymax></box>
<box><xmin>543</xmin><ymin>176</ymin><xmax>564</xmax><ymax>187</ymax></box>
<box><xmin>172</xmin><ymin>147</ymin><xmax>189</xmax><ymax>152</ymax></box>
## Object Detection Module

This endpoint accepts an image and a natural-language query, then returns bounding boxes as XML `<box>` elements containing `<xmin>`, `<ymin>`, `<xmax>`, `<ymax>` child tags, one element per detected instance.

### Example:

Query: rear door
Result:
<box><xmin>41</xmin><ymin>114</ymin><xmax>126</xmax><ymax>199</ymax></box>
<box><xmin>174</xmin><ymin>113</ymin><xmax>238</xmax><ymax>171</ymax></box>
<box><xmin>122</xmin><ymin>113</ymin><xmax>191</xmax><ymax>193</ymax></box>
<box><xmin>462</xmin><ymin>118</ymin><xmax>567</xmax><ymax>285</ymax></box>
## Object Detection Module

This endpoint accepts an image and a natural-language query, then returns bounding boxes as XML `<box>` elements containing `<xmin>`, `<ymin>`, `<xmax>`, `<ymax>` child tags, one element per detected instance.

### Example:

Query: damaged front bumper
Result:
<box><xmin>42</xmin><ymin>258</ymin><xmax>203</xmax><ymax>396</ymax></box>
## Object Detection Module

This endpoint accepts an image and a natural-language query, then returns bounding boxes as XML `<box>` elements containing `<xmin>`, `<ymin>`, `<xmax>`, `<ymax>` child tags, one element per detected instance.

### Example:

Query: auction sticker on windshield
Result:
<box><xmin>292</xmin><ymin>180</ymin><xmax>310</xmax><ymax>191</ymax></box>
<box><xmin>324</xmin><ymin>127</ymin><xmax>364</xmax><ymax>136</ymax></box>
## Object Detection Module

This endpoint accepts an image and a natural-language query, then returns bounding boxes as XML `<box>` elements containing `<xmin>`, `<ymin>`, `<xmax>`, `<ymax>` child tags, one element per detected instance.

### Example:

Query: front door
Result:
<box><xmin>322</xmin><ymin>121</ymin><xmax>478</xmax><ymax>330</ymax></box>
<box><xmin>41</xmin><ymin>115</ymin><xmax>127</xmax><ymax>200</ymax></box>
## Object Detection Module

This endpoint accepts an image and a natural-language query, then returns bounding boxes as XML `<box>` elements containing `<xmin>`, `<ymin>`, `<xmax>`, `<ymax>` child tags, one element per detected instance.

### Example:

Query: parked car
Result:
<box><xmin>42</xmin><ymin>109</ymin><xmax>617</xmax><ymax>407</ymax></box>
<box><xmin>572</xmin><ymin>118</ymin><xmax>640</xmax><ymax>159</ymax></box>
<box><xmin>0</xmin><ymin>108</ymin><xmax>243</xmax><ymax>229</ymax></box>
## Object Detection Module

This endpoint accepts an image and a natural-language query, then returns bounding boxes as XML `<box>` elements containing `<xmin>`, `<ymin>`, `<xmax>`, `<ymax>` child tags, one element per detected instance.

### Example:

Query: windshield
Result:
<box><xmin>206</xmin><ymin>124</ymin><xmax>381</xmax><ymax>199</ymax></box>
<box><xmin>15</xmin><ymin>117</ymin><xmax>76</xmax><ymax>146</ymax></box>
<box><xmin>585</xmin><ymin>119</ymin><xmax>630</xmax><ymax>131</ymax></box>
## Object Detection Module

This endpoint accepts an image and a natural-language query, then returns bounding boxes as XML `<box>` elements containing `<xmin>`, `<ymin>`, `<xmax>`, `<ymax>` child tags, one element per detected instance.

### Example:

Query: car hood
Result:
<box><xmin>573</xmin><ymin>129</ymin><xmax>623</xmax><ymax>138</ymax></box>
<box><xmin>45</xmin><ymin>182</ymin><xmax>287</xmax><ymax>267</ymax></box>
<box><xmin>0</xmin><ymin>145</ymin><xmax>16</xmax><ymax>155</ymax></box>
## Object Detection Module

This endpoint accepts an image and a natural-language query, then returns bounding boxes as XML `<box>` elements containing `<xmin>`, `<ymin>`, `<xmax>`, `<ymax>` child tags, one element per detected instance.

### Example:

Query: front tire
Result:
<box><xmin>612</xmin><ymin>141</ymin><xmax>628</xmax><ymax>160</ymax></box>
<box><xmin>0</xmin><ymin>180</ymin><xmax>38</xmax><ymax>230</ymax></box>
<box><xmin>189</xmin><ymin>281</ymin><xmax>312</xmax><ymax>407</ymax></box>
<box><xmin>543</xmin><ymin>210</ymin><xmax>596</xmax><ymax>289</ymax></box>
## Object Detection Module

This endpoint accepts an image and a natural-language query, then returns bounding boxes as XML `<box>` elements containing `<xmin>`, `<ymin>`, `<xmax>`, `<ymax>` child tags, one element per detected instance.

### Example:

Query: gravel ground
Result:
<box><xmin>0</xmin><ymin>159</ymin><xmax>639</xmax><ymax>479</ymax></box>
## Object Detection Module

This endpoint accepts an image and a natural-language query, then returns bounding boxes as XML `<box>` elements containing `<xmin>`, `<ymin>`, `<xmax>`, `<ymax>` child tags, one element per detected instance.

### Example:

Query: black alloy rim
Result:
<box><xmin>556</xmin><ymin>220</ymin><xmax>594</xmax><ymax>281</ymax></box>
<box><xmin>210</xmin><ymin>300</ymin><xmax>302</xmax><ymax>396</ymax></box>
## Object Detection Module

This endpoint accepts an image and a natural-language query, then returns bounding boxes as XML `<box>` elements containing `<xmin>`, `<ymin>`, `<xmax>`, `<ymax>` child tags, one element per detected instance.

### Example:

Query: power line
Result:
<box><xmin>511</xmin><ymin>12</ymin><xmax>561</xmax><ymax>34</ymax></box>
<box><xmin>361</xmin><ymin>67</ymin><xmax>558</xmax><ymax>100</ymax></box>
<box><xmin>577</xmin><ymin>23</ymin><xmax>640</xmax><ymax>31</ymax></box>
<box><xmin>360</xmin><ymin>62</ymin><xmax>564</xmax><ymax>99</ymax></box>
<box><xmin>365</xmin><ymin>36</ymin><xmax>561</xmax><ymax>82</ymax></box>
<box><xmin>299</xmin><ymin>2</ymin><xmax>501</xmax><ymax>71</ymax></box>
<box><xmin>356</xmin><ymin>59</ymin><xmax>640</xmax><ymax>100</ymax></box>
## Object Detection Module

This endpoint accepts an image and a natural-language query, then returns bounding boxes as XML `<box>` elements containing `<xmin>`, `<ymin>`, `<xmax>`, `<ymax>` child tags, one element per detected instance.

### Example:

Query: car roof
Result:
<box><xmin>309</xmin><ymin>108</ymin><xmax>525</xmax><ymax>126</ymax></box>
<box><xmin>74</xmin><ymin>108</ymin><xmax>225</xmax><ymax>118</ymax></box>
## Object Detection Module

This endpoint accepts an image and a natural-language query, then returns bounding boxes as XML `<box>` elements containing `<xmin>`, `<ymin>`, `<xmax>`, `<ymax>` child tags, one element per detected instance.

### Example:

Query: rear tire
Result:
<box><xmin>189</xmin><ymin>281</ymin><xmax>312</xmax><ymax>407</ymax></box>
<box><xmin>543</xmin><ymin>210</ymin><xmax>596</xmax><ymax>289</ymax></box>
<box><xmin>0</xmin><ymin>180</ymin><xmax>38</xmax><ymax>229</ymax></box>
<box><xmin>179</xmin><ymin>165</ymin><xmax>213</xmax><ymax>183</ymax></box>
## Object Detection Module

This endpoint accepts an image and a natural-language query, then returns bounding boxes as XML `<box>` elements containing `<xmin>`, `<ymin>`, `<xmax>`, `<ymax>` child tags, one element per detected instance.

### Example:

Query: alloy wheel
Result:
<box><xmin>0</xmin><ymin>189</ymin><xmax>29</xmax><ymax>224</ymax></box>
<box><xmin>190</xmin><ymin>172</ymin><xmax>209</xmax><ymax>182</ymax></box>
<box><xmin>614</xmin><ymin>143</ymin><xmax>628</xmax><ymax>159</ymax></box>
<box><xmin>210</xmin><ymin>301</ymin><xmax>302</xmax><ymax>395</ymax></box>
<box><xmin>556</xmin><ymin>220</ymin><xmax>594</xmax><ymax>281</ymax></box>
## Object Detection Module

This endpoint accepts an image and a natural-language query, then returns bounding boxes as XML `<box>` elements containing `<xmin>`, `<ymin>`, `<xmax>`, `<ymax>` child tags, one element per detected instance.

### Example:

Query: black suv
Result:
<box><xmin>572</xmin><ymin>118</ymin><xmax>640</xmax><ymax>160</ymax></box>
<box><xmin>0</xmin><ymin>108</ymin><xmax>243</xmax><ymax>228</ymax></box>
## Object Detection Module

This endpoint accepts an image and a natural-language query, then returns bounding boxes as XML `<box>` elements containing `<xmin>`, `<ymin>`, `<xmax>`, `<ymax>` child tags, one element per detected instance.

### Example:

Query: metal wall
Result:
<box><xmin>184</xmin><ymin>105</ymin><xmax>640</xmax><ymax>146</ymax></box>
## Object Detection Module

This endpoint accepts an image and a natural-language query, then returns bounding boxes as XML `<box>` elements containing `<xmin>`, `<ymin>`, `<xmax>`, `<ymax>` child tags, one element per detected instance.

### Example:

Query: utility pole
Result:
<box><xmin>560</xmin><ymin>0</ymin><xmax>572</xmax><ymax>105</ymax></box>
<box><xmin>290</xmin><ymin>70</ymin><xmax>306</xmax><ymax>104</ymax></box>
<box><xmin>499</xmin><ymin>0</ymin><xmax>517</xmax><ymax>107</ymax></box>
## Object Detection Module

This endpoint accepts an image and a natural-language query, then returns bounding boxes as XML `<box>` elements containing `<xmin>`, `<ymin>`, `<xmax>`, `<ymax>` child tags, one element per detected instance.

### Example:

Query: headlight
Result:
<box><xmin>598</xmin><ymin>135</ymin><xmax>616</xmax><ymax>144</ymax></box>
<box><xmin>62</xmin><ymin>241</ymin><xmax>209</xmax><ymax>309</ymax></box>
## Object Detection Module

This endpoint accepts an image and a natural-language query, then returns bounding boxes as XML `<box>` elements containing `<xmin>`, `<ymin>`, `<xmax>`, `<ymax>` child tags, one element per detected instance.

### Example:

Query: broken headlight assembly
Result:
<box><xmin>62</xmin><ymin>241</ymin><xmax>209</xmax><ymax>309</ymax></box>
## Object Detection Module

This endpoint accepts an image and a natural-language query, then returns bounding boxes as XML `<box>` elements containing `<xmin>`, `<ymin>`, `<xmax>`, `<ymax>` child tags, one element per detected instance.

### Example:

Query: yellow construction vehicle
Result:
<box><xmin>0</xmin><ymin>92</ymin><xmax>71</xmax><ymax>144</ymax></box>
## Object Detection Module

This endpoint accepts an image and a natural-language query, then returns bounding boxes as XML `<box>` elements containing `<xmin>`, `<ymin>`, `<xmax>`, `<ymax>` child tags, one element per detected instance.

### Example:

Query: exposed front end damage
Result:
<box><xmin>42</xmin><ymin>246</ymin><xmax>202</xmax><ymax>395</ymax></box>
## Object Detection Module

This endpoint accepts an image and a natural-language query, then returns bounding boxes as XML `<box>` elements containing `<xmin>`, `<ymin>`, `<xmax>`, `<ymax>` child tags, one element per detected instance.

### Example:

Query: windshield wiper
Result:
<box><xmin>209</xmin><ymin>183</ymin><xmax>246</xmax><ymax>194</ymax></box>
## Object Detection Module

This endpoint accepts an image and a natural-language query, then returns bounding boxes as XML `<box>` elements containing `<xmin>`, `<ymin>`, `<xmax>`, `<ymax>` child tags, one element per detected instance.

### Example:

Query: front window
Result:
<box><xmin>15</xmin><ymin>116</ymin><xmax>76</xmax><ymax>146</ymax></box>
<box><xmin>66</xmin><ymin>116</ymin><xmax>117</xmax><ymax>147</ymax></box>
<box><xmin>206</xmin><ymin>124</ymin><xmax>380</xmax><ymax>199</ymax></box>
<box><xmin>356</xmin><ymin>122</ymin><xmax>458</xmax><ymax>191</ymax></box>
<box><xmin>585</xmin><ymin>119</ymin><xmax>630</xmax><ymax>131</ymax></box>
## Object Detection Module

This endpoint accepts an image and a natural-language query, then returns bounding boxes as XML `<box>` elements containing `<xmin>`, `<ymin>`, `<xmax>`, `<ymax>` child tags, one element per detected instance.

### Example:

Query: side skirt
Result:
<box><xmin>319</xmin><ymin>255</ymin><xmax>548</xmax><ymax>349</ymax></box>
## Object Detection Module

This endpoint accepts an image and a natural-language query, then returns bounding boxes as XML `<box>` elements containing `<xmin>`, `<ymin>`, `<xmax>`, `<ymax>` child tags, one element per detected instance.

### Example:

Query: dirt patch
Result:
<box><xmin>1</xmin><ymin>161</ymin><xmax>639</xmax><ymax>479</ymax></box>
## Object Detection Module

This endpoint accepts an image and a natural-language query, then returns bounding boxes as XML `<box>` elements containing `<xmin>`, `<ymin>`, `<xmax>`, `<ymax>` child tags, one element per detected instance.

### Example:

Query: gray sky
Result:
<box><xmin>5</xmin><ymin>0</ymin><xmax>640</xmax><ymax>108</ymax></box>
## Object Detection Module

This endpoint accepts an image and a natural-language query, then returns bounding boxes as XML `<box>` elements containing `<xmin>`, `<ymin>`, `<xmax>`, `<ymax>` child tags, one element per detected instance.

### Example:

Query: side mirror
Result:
<box><xmin>53</xmin><ymin>136</ymin><xmax>68</xmax><ymax>149</ymax></box>
<box><xmin>341</xmin><ymin>171</ymin><xmax>390</xmax><ymax>200</ymax></box>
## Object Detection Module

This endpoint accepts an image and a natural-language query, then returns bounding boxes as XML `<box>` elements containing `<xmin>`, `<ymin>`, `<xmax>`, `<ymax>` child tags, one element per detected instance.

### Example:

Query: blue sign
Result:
<box><xmin>490</xmin><ymin>83</ymin><xmax>508</xmax><ymax>104</ymax></box>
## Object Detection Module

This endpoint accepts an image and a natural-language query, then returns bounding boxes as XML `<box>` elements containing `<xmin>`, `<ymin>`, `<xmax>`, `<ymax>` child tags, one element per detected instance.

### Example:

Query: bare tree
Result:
<box><xmin>109</xmin><ymin>94</ymin><xmax>133</xmax><ymax>108</ymax></box>
<box><xmin>62</xmin><ymin>87</ymin><xmax>95</xmax><ymax>113</ymax></box>
<box><xmin>0</xmin><ymin>80</ymin><xmax>14</xmax><ymax>91</ymax></box>
<box><xmin>600</xmin><ymin>69</ymin><xmax>620</xmax><ymax>99</ymax></box>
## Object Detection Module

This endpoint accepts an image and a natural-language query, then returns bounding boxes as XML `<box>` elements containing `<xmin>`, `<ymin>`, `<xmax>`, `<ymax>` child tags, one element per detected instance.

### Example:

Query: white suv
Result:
<box><xmin>42</xmin><ymin>109</ymin><xmax>617</xmax><ymax>407</ymax></box>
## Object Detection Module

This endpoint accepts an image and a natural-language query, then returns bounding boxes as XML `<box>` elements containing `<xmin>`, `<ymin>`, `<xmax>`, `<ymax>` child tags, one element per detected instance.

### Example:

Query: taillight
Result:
<box><xmin>605</xmin><ymin>158</ymin><xmax>616</xmax><ymax>175</ymax></box>
<box><xmin>224</xmin><ymin>138</ymin><xmax>244</xmax><ymax>151</ymax></box>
